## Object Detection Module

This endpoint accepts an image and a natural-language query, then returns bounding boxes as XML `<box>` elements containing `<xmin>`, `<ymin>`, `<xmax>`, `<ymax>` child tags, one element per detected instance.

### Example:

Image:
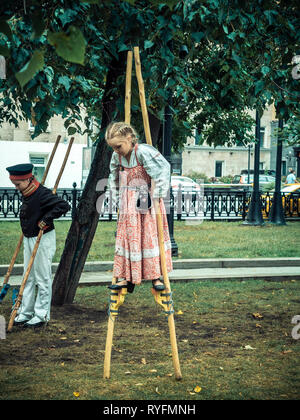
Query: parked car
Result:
<box><xmin>262</xmin><ymin>184</ymin><xmax>300</xmax><ymax>218</ymax></box>
<box><xmin>232</xmin><ymin>174</ymin><xmax>276</xmax><ymax>185</ymax></box>
<box><xmin>171</xmin><ymin>176</ymin><xmax>201</xmax><ymax>200</ymax></box>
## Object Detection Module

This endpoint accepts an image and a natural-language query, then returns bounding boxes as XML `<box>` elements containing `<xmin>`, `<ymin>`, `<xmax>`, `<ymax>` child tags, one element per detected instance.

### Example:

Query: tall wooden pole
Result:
<box><xmin>103</xmin><ymin>51</ymin><xmax>133</xmax><ymax>379</ymax></box>
<box><xmin>125</xmin><ymin>51</ymin><xmax>133</xmax><ymax>125</ymax></box>
<box><xmin>134</xmin><ymin>46</ymin><xmax>182</xmax><ymax>380</ymax></box>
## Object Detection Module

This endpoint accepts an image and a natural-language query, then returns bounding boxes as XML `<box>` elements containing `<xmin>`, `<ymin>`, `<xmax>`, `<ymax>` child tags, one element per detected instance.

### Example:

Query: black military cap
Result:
<box><xmin>6</xmin><ymin>163</ymin><xmax>33</xmax><ymax>180</ymax></box>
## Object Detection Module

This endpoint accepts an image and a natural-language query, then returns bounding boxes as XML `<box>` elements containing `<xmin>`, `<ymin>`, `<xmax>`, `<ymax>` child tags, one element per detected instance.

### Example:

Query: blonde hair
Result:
<box><xmin>105</xmin><ymin>122</ymin><xmax>138</xmax><ymax>144</ymax></box>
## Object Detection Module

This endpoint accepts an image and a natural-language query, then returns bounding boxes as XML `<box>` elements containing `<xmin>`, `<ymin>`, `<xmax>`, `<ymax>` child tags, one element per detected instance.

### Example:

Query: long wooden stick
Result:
<box><xmin>103</xmin><ymin>312</ymin><xmax>115</xmax><ymax>379</ymax></box>
<box><xmin>103</xmin><ymin>50</ymin><xmax>133</xmax><ymax>379</ymax></box>
<box><xmin>0</xmin><ymin>135</ymin><xmax>62</xmax><ymax>298</ymax></box>
<box><xmin>41</xmin><ymin>135</ymin><xmax>61</xmax><ymax>184</ymax></box>
<box><xmin>134</xmin><ymin>46</ymin><xmax>182</xmax><ymax>380</ymax></box>
<box><xmin>133</xmin><ymin>47</ymin><xmax>152</xmax><ymax>145</ymax></box>
<box><xmin>7</xmin><ymin>137</ymin><xmax>74</xmax><ymax>332</ymax></box>
<box><xmin>53</xmin><ymin>137</ymin><xmax>74</xmax><ymax>193</ymax></box>
<box><xmin>125</xmin><ymin>51</ymin><xmax>133</xmax><ymax>125</ymax></box>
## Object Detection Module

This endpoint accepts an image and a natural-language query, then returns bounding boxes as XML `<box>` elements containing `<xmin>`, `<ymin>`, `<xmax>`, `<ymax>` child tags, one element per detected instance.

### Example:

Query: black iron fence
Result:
<box><xmin>0</xmin><ymin>185</ymin><xmax>299</xmax><ymax>221</ymax></box>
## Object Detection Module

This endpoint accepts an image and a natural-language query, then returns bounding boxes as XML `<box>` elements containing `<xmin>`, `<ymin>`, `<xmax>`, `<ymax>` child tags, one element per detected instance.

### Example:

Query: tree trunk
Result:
<box><xmin>52</xmin><ymin>53</ymin><xmax>126</xmax><ymax>305</ymax></box>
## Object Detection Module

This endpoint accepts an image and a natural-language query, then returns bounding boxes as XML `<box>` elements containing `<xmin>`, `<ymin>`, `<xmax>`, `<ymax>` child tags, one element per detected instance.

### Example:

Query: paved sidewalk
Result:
<box><xmin>3</xmin><ymin>258</ymin><xmax>300</xmax><ymax>287</ymax></box>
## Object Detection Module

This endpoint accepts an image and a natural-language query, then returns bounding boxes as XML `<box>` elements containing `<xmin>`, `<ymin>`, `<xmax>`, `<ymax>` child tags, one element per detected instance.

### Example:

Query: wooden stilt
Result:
<box><xmin>103</xmin><ymin>277</ymin><xmax>117</xmax><ymax>379</ymax></box>
<box><xmin>103</xmin><ymin>49</ymin><xmax>133</xmax><ymax>379</ymax></box>
<box><xmin>103</xmin><ymin>309</ymin><xmax>116</xmax><ymax>379</ymax></box>
<box><xmin>134</xmin><ymin>46</ymin><xmax>182</xmax><ymax>380</ymax></box>
<box><xmin>125</xmin><ymin>51</ymin><xmax>133</xmax><ymax>125</ymax></box>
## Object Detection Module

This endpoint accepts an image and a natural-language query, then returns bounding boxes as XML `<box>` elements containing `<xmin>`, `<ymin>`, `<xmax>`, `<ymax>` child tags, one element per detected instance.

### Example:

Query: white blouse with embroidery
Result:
<box><xmin>107</xmin><ymin>143</ymin><xmax>170</xmax><ymax>199</ymax></box>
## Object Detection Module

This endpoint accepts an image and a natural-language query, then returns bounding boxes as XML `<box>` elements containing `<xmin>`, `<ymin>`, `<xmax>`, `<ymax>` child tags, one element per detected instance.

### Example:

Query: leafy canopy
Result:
<box><xmin>0</xmin><ymin>0</ymin><xmax>299</xmax><ymax>147</ymax></box>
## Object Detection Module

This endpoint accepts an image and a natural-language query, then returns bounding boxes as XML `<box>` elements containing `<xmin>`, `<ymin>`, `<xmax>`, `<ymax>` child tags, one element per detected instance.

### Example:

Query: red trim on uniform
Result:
<box><xmin>22</xmin><ymin>178</ymin><xmax>40</xmax><ymax>197</ymax></box>
<box><xmin>9</xmin><ymin>172</ymin><xmax>33</xmax><ymax>180</ymax></box>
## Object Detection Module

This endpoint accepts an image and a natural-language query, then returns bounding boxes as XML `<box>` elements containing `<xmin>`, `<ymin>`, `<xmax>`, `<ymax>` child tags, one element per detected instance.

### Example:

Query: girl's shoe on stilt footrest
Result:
<box><xmin>152</xmin><ymin>279</ymin><xmax>165</xmax><ymax>291</ymax></box>
<box><xmin>108</xmin><ymin>280</ymin><xmax>135</xmax><ymax>293</ymax></box>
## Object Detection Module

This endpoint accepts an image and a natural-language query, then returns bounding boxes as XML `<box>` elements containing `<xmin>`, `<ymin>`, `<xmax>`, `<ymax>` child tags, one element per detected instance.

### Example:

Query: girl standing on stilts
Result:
<box><xmin>106</xmin><ymin>121</ymin><xmax>172</xmax><ymax>293</ymax></box>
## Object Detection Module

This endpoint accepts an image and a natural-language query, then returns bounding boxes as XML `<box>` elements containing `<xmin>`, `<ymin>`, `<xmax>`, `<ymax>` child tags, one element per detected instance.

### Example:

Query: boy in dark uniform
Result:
<box><xmin>6</xmin><ymin>163</ymin><xmax>70</xmax><ymax>328</ymax></box>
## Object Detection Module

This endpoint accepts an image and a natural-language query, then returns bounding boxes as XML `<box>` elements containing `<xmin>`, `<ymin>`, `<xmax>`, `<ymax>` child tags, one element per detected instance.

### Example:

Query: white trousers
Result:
<box><xmin>17</xmin><ymin>230</ymin><xmax>56</xmax><ymax>322</ymax></box>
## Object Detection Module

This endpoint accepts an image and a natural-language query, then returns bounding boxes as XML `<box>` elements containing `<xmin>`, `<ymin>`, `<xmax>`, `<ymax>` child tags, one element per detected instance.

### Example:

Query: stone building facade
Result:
<box><xmin>181</xmin><ymin>106</ymin><xmax>276</xmax><ymax>179</ymax></box>
<box><xmin>0</xmin><ymin>114</ymin><xmax>91</xmax><ymax>189</ymax></box>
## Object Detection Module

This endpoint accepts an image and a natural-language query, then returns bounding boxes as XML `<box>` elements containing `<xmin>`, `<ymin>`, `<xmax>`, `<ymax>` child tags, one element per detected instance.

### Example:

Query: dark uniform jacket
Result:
<box><xmin>20</xmin><ymin>184</ymin><xmax>70</xmax><ymax>238</ymax></box>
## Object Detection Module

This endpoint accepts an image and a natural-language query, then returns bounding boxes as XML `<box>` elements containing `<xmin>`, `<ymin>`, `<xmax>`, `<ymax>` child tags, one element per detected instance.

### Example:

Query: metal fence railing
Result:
<box><xmin>0</xmin><ymin>186</ymin><xmax>299</xmax><ymax>221</ymax></box>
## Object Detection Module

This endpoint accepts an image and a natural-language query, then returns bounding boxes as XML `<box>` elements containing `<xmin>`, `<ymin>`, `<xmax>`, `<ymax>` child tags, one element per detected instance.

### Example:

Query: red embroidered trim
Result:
<box><xmin>22</xmin><ymin>178</ymin><xmax>40</xmax><ymax>197</ymax></box>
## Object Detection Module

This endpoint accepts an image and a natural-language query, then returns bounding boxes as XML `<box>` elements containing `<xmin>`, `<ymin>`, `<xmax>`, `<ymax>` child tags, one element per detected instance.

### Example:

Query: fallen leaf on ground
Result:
<box><xmin>244</xmin><ymin>345</ymin><xmax>256</xmax><ymax>350</ymax></box>
<box><xmin>252</xmin><ymin>313</ymin><xmax>263</xmax><ymax>319</ymax></box>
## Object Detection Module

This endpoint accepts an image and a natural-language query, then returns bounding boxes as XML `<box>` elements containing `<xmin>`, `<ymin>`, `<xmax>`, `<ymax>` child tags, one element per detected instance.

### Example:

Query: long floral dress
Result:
<box><xmin>108</xmin><ymin>143</ymin><xmax>173</xmax><ymax>284</ymax></box>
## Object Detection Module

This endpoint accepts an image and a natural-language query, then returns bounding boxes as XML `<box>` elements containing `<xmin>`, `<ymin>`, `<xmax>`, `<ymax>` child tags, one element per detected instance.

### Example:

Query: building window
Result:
<box><xmin>282</xmin><ymin>160</ymin><xmax>287</xmax><ymax>175</ymax></box>
<box><xmin>215</xmin><ymin>161</ymin><xmax>223</xmax><ymax>178</ymax></box>
<box><xmin>30</xmin><ymin>156</ymin><xmax>46</xmax><ymax>183</ymax></box>
<box><xmin>28</xmin><ymin>121</ymin><xmax>51</xmax><ymax>133</ymax></box>
<box><xmin>195</xmin><ymin>129</ymin><xmax>202</xmax><ymax>145</ymax></box>
<box><xmin>260</xmin><ymin>127</ymin><xmax>265</xmax><ymax>148</ymax></box>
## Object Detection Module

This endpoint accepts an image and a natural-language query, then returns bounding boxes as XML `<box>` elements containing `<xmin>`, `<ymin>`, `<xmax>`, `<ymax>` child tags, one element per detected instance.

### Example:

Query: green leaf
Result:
<box><xmin>232</xmin><ymin>50</ymin><xmax>241</xmax><ymax>65</ymax></box>
<box><xmin>223</xmin><ymin>24</ymin><xmax>228</xmax><ymax>34</ymax></box>
<box><xmin>15</xmin><ymin>50</ymin><xmax>45</xmax><ymax>88</ymax></box>
<box><xmin>58</xmin><ymin>75</ymin><xmax>71</xmax><ymax>91</ymax></box>
<box><xmin>227</xmin><ymin>32</ymin><xmax>236</xmax><ymax>41</ymax></box>
<box><xmin>254</xmin><ymin>80</ymin><xmax>264</xmax><ymax>96</ymax></box>
<box><xmin>144</xmin><ymin>40</ymin><xmax>154</xmax><ymax>49</ymax></box>
<box><xmin>48</xmin><ymin>26</ymin><xmax>86</xmax><ymax>65</ymax></box>
<box><xmin>118</xmin><ymin>43</ymin><xmax>129</xmax><ymax>52</ymax></box>
<box><xmin>68</xmin><ymin>126</ymin><xmax>77</xmax><ymax>135</ymax></box>
<box><xmin>261</xmin><ymin>65</ymin><xmax>270</xmax><ymax>76</ymax></box>
<box><xmin>191</xmin><ymin>32</ymin><xmax>205</xmax><ymax>42</ymax></box>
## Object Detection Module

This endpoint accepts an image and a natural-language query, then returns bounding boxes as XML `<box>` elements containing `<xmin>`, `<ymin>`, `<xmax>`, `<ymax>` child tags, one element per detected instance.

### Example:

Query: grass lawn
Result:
<box><xmin>0</xmin><ymin>279</ymin><xmax>299</xmax><ymax>400</ymax></box>
<box><xmin>0</xmin><ymin>220</ymin><xmax>300</xmax><ymax>264</ymax></box>
<box><xmin>1</xmin><ymin>220</ymin><xmax>299</xmax><ymax>400</ymax></box>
